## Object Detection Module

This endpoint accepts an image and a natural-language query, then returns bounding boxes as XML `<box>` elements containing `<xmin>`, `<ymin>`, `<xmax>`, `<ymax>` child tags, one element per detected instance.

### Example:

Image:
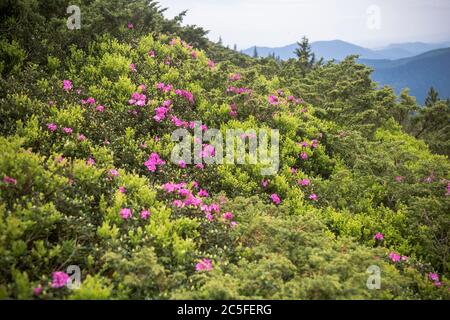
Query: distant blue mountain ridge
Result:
<box><xmin>242</xmin><ymin>40</ymin><xmax>450</xmax><ymax>103</ymax></box>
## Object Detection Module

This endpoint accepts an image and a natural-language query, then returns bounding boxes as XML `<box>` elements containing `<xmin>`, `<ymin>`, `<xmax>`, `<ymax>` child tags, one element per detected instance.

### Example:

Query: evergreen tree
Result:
<box><xmin>253</xmin><ymin>46</ymin><xmax>259</xmax><ymax>58</ymax></box>
<box><xmin>294</xmin><ymin>36</ymin><xmax>316</xmax><ymax>76</ymax></box>
<box><xmin>425</xmin><ymin>87</ymin><xmax>439</xmax><ymax>107</ymax></box>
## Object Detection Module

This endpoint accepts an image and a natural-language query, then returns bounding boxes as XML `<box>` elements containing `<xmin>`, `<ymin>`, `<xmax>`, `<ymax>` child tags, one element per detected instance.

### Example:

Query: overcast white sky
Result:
<box><xmin>157</xmin><ymin>0</ymin><xmax>450</xmax><ymax>49</ymax></box>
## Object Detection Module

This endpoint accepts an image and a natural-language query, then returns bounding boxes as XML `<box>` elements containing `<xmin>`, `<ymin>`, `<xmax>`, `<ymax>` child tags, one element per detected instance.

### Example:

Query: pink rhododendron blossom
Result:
<box><xmin>208</xmin><ymin>59</ymin><xmax>216</xmax><ymax>69</ymax></box>
<box><xmin>129</xmin><ymin>92</ymin><xmax>146</xmax><ymax>106</ymax></box>
<box><xmin>86</xmin><ymin>157</ymin><xmax>95</xmax><ymax>166</ymax></box>
<box><xmin>196</xmin><ymin>259</ymin><xmax>213</xmax><ymax>272</ymax></box>
<box><xmin>145</xmin><ymin>153</ymin><xmax>165</xmax><ymax>172</ymax></box>
<box><xmin>309</xmin><ymin>194</ymin><xmax>318</xmax><ymax>201</ymax></box>
<box><xmin>63</xmin><ymin>127</ymin><xmax>73</xmax><ymax>135</ymax></box>
<box><xmin>311</xmin><ymin>140</ymin><xmax>319</xmax><ymax>148</ymax></box>
<box><xmin>223</xmin><ymin>212</ymin><xmax>234</xmax><ymax>220</ymax></box>
<box><xmin>196</xmin><ymin>163</ymin><xmax>205</xmax><ymax>170</ymax></box>
<box><xmin>34</xmin><ymin>286</ymin><xmax>43</xmax><ymax>295</ymax></box>
<box><xmin>429</xmin><ymin>272</ymin><xmax>440</xmax><ymax>282</ymax></box>
<box><xmin>395</xmin><ymin>176</ymin><xmax>404</xmax><ymax>182</ymax></box>
<box><xmin>63</xmin><ymin>80</ymin><xmax>73</xmax><ymax>92</ymax></box>
<box><xmin>268</xmin><ymin>95</ymin><xmax>279</xmax><ymax>105</ymax></box>
<box><xmin>47</xmin><ymin>123</ymin><xmax>57</xmax><ymax>132</ymax></box>
<box><xmin>179</xmin><ymin>161</ymin><xmax>186</xmax><ymax>170</ymax></box>
<box><xmin>140</xmin><ymin>210</ymin><xmax>151</xmax><ymax>220</ymax></box>
<box><xmin>271</xmin><ymin>194</ymin><xmax>281</xmax><ymax>205</ymax></box>
<box><xmin>127</xmin><ymin>22</ymin><xmax>134</xmax><ymax>29</ymax></box>
<box><xmin>300</xmin><ymin>141</ymin><xmax>309</xmax><ymax>148</ymax></box>
<box><xmin>231</xmin><ymin>221</ymin><xmax>238</xmax><ymax>228</ymax></box>
<box><xmin>261</xmin><ymin>179</ymin><xmax>269</xmax><ymax>188</ymax></box>
<box><xmin>129</xmin><ymin>63</ymin><xmax>137</xmax><ymax>72</ymax></box>
<box><xmin>3</xmin><ymin>176</ymin><xmax>17</xmax><ymax>185</ymax></box>
<box><xmin>389</xmin><ymin>252</ymin><xmax>401</xmax><ymax>263</ymax></box>
<box><xmin>120</xmin><ymin>208</ymin><xmax>132</xmax><ymax>220</ymax></box>
<box><xmin>108</xmin><ymin>169</ymin><xmax>119</xmax><ymax>177</ymax></box>
<box><xmin>82</xmin><ymin>97</ymin><xmax>96</xmax><ymax>105</ymax></box>
<box><xmin>298</xmin><ymin>179</ymin><xmax>311</xmax><ymax>186</ymax></box>
<box><xmin>198</xmin><ymin>189</ymin><xmax>209</xmax><ymax>198</ymax></box>
<box><xmin>154</xmin><ymin>106</ymin><xmax>169</xmax><ymax>122</ymax></box>
<box><xmin>374</xmin><ymin>233</ymin><xmax>384</xmax><ymax>241</ymax></box>
<box><xmin>191</xmin><ymin>51</ymin><xmax>198</xmax><ymax>59</ymax></box>
<box><xmin>96</xmin><ymin>105</ymin><xmax>105</xmax><ymax>112</ymax></box>
<box><xmin>118</xmin><ymin>186</ymin><xmax>126</xmax><ymax>194</ymax></box>
<box><xmin>173</xmin><ymin>200</ymin><xmax>184</xmax><ymax>208</ymax></box>
<box><xmin>78</xmin><ymin>134</ymin><xmax>86</xmax><ymax>142</ymax></box>
<box><xmin>433</xmin><ymin>282</ymin><xmax>442</xmax><ymax>287</ymax></box>
<box><xmin>229</xmin><ymin>73</ymin><xmax>241</xmax><ymax>81</ymax></box>
<box><xmin>300</xmin><ymin>152</ymin><xmax>309</xmax><ymax>160</ymax></box>
<box><xmin>291</xmin><ymin>168</ymin><xmax>297</xmax><ymax>174</ymax></box>
<box><xmin>51</xmin><ymin>272</ymin><xmax>69</xmax><ymax>288</ymax></box>
<box><xmin>148</xmin><ymin>50</ymin><xmax>156</xmax><ymax>58</ymax></box>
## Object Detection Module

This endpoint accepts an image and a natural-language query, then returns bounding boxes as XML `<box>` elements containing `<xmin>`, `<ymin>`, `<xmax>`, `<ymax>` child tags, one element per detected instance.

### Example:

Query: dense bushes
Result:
<box><xmin>0</xmin><ymin>10</ymin><xmax>449</xmax><ymax>299</ymax></box>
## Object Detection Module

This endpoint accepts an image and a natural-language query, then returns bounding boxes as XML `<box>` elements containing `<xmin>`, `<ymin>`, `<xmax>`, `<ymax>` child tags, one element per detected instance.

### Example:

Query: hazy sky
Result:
<box><xmin>157</xmin><ymin>0</ymin><xmax>450</xmax><ymax>49</ymax></box>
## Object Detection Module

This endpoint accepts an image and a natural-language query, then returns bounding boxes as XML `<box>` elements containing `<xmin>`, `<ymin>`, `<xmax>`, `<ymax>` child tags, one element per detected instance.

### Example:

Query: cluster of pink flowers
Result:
<box><xmin>3</xmin><ymin>176</ymin><xmax>17</xmax><ymax>185</ymax></box>
<box><xmin>62</xmin><ymin>80</ymin><xmax>73</xmax><ymax>92</ymax></box>
<box><xmin>428</xmin><ymin>272</ymin><xmax>442</xmax><ymax>287</ymax></box>
<box><xmin>154</xmin><ymin>100</ymin><xmax>172</xmax><ymax>122</ymax></box>
<box><xmin>300</xmin><ymin>152</ymin><xmax>308</xmax><ymax>160</ymax></box>
<box><xmin>128</xmin><ymin>92</ymin><xmax>147</xmax><ymax>107</ymax></box>
<box><xmin>374</xmin><ymin>232</ymin><xmax>384</xmax><ymax>241</ymax></box>
<box><xmin>127</xmin><ymin>22</ymin><xmax>134</xmax><ymax>29</ymax></box>
<box><xmin>81</xmin><ymin>97</ymin><xmax>96</xmax><ymax>105</ymax></box>
<box><xmin>120</xmin><ymin>208</ymin><xmax>152</xmax><ymax>221</ymax></box>
<box><xmin>175</xmin><ymin>89</ymin><xmax>194</xmax><ymax>103</ymax></box>
<box><xmin>145</xmin><ymin>153</ymin><xmax>166</xmax><ymax>172</ymax></box>
<box><xmin>120</xmin><ymin>208</ymin><xmax>132</xmax><ymax>220</ymax></box>
<box><xmin>129</xmin><ymin>63</ymin><xmax>137</xmax><ymax>72</ymax></box>
<box><xmin>208</xmin><ymin>59</ymin><xmax>216</xmax><ymax>69</ymax></box>
<box><xmin>300</xmin><ymin>139</ymin><xmax>319</xmax><ymax>149</ymax></box>
<box><xmin>268</xmin><ymin>95</ymin><xmax>279</xmax><ymax>105</ymax></box>
<box><xmin>298</xmin><ymin>179</ymin><xmax>311</xmax><ymax>187</ymax></box>
<box><xmin>47</xmin><ymin>123</ymin><xmax>57</xmax><ymax>132</ymax></box>
<box><xmin>271</xmin><ymin>193</ymin><xmax>281</xmax><ymax>205</ymax></box>
<box><xmin>195</xmin><ymin>258</ymin><xmax>213</xmax><ymax>272</ymax></box>
<box><xmin>226</xmin><ymin>86</ymin><xmax>252</xmax><ymax>95</ymax></box>
<box><xmin>388</xmin><ymin>251</ymin><xmax>408</xmax><ymax>263</ymax></box>
<box><xmin>229</xmin><ymin>73</ymin><xmax>241</xmax><ymax>81</ymax></box>
<box><xmin>148</xmin><ymin>50</ymin><xmax>156</xmax><ymax>58</ymax></box>
<box><xmin>229</xmin><ymin>102</ymin><xmax>238</xmax><ymax>117</ymax></box>
<box><xmin>51</xmin><ymin>271</ymin><xmax>69</xmax><ymax>288</ymax></box>
<box><xmin>108</xmin><ymin>169</ymin><xmax>120</xmax><ymax>178</ymax></box>
<box><xmin>309</xmin><ymin>194</ymin><xmax>318</xmax><ymax>201</ymax></box>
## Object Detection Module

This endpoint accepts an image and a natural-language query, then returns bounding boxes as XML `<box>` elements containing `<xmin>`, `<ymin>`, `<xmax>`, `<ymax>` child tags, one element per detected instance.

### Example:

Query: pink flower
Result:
<box><xmin>51</xmin><ymin>271</ymin><xmax>69</xmax><ymax>288</ymax></box>
<box><xmin>78</xmin><ymin>134</ymin><xmax>86</xmax><ymax>142</ymax></box>
<box><xmin>429</xmin><ymin>272</ymin><xmax>440</xmax><ymax>282</ymax></box>
<box><xmin>230</xmin><ymin>221</ymin><xmax>238</xmax><ymax>228</ymax></box>
<box><xmin>191</xmin><ymin>51</ymin><xmax>198</xmax><ymax>59</ymax></box>
<box><xmin>63</xmin><ymin>127</ymin><xmax>73</xmax><ymax>135</ymax></box>
<box><xmin>129</xmin><ymin>63</ymin><xmax>137</xmax><ymax>72</ymax></box>
<box><xmin>261</xmin><ymin>179</ymin><xmax>269</xmax><ymax>188</ymax></box>
<box><xmin>300</xmin><ymin>152</ymin><xmax>308</xmax><ymax>160</ymax></box>
<box><xmin>291</xmin><ymin>168</ymin><xmax>298</xmax><ymax>174</ymax></box>
<box><xmin>374</xmin><ymin>232</ymin><xmax>384</xmax><ymax>241</ymax></box>
<box><xmin>309</xmin><ymin>194</ymin><xmax>318</xmax><ymax>201</ymax></box>
<box><xmin>229</xmin><ymin>73</ymin><xmax>241</xmax><ymax>81</ymax></box>
<box><xmin>86</xmin><ymin>157</ymin><xmax>95</xmax><ymax>166</ymax></box>
<box><xmin>223</xmin><ymin>212</ymin><xmax>234</xmax><ymax>220</ymax></box>
<box><xmin>196</xmin><ymin>163</ymin><xmax>205</xmax><ymax>170</ymax></box>
<box><xmin>63</xmin><ymin>80</ymin><xmax>73</xmax><ymax>92</ymax></box>
<box><xmin>311</xmin><ymin>140</ymin><xmax>319</xmax><ymax>149</ymax></box>
<box><xmin>148</xmin><ymin>50</ymin><xmax>156</xmax><ymax>58</ymax></box>
<box><xmin>300</xmin><ymin>141</ymin><xmax>309</xmax><ymax>148</ymax></box>
<box><xmin>271</xmin><ymin>193</ymin><xmax>281</xmax><ymax>205</ymax></box>
<box><xmin>127</xmin><ymin>22</ymin><xmax>134</xmax><ymax>29</ymax></box>
<box><xmin>173</xmin><ymin>200</ymin><xmax>184</xmax><ymax>208</ymax></box>
<box><xmin>120</xmin><ymin>208</ymin><xmax>132</xmax><ymax>220</ymax></box>
<box><xmin>47</xmin><ymin>123</ymin><xmax>57</xmax><ymax>132</ymax></box>
<box><xmin>268</xmin><ymin>95</ymin><xmax>279</xmax><ymax>105</ymax></box>
<box><xmin>33</xmin><ymin>286</ymin><xmax>43</xmax><ymax>295</ymax></box>
<box><xmin>388</xmin><ymin>252</ymin><xmax>401</xmax><ymax>263</ymax></box>
<box><xmin>145</xmin><ymin>153</ymin><xmax>165</xmax><ymax>172</ymax></box>
<box><xmin>82</xmin><ymin>97</ymin><xmax>96</xmax><ymax>105</ymax></box>
<box><xmin>298</xmin><ymin>179</ymin><xmax>311</xmax><ymax>187</ymax></box>
<box><xmin>154</xmin><ymin>106</ymin><xmax>168</xmax><ymax>122</ymax></box>
<box><xmin>3</xmin><ymin>176</ymin><xmax>17</xmax><ymax>185</ymax></box>
<box><xmin>208</xmin><ymin>59</ymin><xmax>216</xmax><ymax>69</ymax></box>
<box><xmin>395</xmin><ymin>176</ymin><xmax>404</xmax><ymax>183</ymax></box>
<box><xmin>96</xmin><ymin>105</ymin><xmax>105</xmax><ymax>112</ymax></box>
<box><xmin>198</xmin><ymin>189</ymin><xmax>209</xmax><ymax>198</ymax></box>
<box><xmin>109</xmin><ymin>169</ymin><xmax>119</xmax><ymax>177</ymax></box>
<box><xmin>118</xmin><ymin>186</ymin><xmax>126</xmax><ymax>194</ymax></box>
<box><xmin>140</xmin><ymin>210</ymin><xmax>151</xmax><ymax>220</ymax></box>
<box><xmin>433</xmin><ymin>281</ymin><xmax>442</xmax><ymax>287</ymax></box>
<box><xmin>195</xmin><ymin>259</ymin><xmax>213</xmax><ymax>272</ymax></box>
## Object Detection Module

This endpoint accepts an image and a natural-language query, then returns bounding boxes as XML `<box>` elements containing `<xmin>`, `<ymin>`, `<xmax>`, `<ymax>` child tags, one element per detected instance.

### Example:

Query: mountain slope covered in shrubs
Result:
<box><xmin>0</xmin><ymin>1</ymin><xmax>449</xmax><ymax>300</ymax></box>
